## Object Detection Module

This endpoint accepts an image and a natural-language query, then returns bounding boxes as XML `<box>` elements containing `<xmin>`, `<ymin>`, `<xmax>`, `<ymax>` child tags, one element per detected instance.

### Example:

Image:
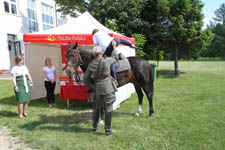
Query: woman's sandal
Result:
<box><xmin>23</xmin><ymin>113</ymin><xmax>28</xmax><ymax>117</ymax></box>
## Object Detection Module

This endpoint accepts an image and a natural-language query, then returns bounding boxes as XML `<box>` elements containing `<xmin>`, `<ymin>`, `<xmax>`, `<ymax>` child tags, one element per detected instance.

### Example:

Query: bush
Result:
<box><xmin>132</xmin><ymin>34</ymin><xmax>147</xmax><ymax>57</ymax></box>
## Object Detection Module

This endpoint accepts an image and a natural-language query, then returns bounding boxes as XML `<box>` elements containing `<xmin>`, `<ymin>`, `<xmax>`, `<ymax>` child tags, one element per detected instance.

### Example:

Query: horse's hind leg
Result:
<box><xmin>133</xmin><ymin>82</ymin><xmax>144</xmax><ymax>116</ymax></box>
<box><xmin>142</xmin><ymin>83</ymin><xmax>154</xmax><ymax>118</ymax></box>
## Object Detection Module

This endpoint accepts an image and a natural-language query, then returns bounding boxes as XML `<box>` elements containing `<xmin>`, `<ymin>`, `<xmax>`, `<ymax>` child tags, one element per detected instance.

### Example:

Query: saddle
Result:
<box><xmin>114</xmin><ymin>57</ymin><xmax>131</xmax><ymax>73</ymax></box>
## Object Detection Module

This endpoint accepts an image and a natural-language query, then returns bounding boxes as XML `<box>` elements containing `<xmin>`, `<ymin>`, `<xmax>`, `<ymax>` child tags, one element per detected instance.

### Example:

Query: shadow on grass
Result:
<box><xmin>29</xmin><ymin>96</ymin><xmax>92</xmax><ymax>111</ymax></box>
<box><xmin>113</xmin><ymin>111</ymin><xmax>136</xmax><ymax>118</ymax></box>
<box><xmin>0</xmin><ymin>96</ymin><xmax>16</xmax><ymax>106</ymax></box>
<box><xmin>0</xmin><ymin>95</ymin><xmax>91</xmax><ymax>112</ymax></box>
<box><xmin>19</xmin><ymin>112</ymin><xmax>94</xmax><ymax>133</ymax></box>
<box><xmin>0</xmin><ymin>110</ymin><xmax>17</xmax><ymax>118</ymax></box>
<box><xmin>19</xmin><ymin>111</ymin><xmax>140</xmax><ymax>135</ymax></box>
<box><xmin>157</xmin><ymin>69</ymin><xmax>186</xmax><ymax>79</ymax></box>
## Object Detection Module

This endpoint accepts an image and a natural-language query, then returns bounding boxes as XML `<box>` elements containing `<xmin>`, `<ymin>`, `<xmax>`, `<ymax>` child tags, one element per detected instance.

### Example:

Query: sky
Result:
<box><xmin>201</xmin><ymin>0</ymin><xmax>225</xmax><ymax>28</ymax></box>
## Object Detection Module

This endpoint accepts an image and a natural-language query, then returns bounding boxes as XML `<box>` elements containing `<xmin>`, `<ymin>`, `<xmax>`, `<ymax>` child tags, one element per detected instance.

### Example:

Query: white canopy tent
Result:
<box><xmin>24</xmin><ymin>11</ymin><xmax>135</xmax><ymax>109</ymax></box>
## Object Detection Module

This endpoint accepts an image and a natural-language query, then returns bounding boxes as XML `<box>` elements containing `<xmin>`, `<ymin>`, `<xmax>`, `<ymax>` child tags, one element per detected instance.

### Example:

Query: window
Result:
<box><xmin>8</xmin><ymin>34</ymin><xmax>21</xmax><ymax>56</ymax></box>
<box><xmin>41</xmin><ymin>3</ymin><xmax>54</xmax><ymax>31</ymax></box>
<box><xmin>57</xmin><ymin>12</ymin><xmax>67</xmax><ymax>26</ymax></box>
<box><xmin>4</xmin><ymin>2</ymin><xmax>9</xmax><ymax>13</ymax></box>
<box><xmin>8</xmin><ymin>34</ymin><xmax>16</xmax><ymax>41</ymax></box>
<box><xmin>27</xmin><ymin>0</ymin><xmax>37</xmax><ymax>32</ymax></box>
<box><xmin>4</xmin><ymin>0</ymin><xmax>17</xmax><ymax>15</ymax></box>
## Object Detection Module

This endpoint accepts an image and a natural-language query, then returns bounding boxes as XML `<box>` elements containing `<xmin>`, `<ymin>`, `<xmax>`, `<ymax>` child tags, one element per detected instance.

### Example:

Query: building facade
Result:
<box><xmin>0</xmin><ymin>0</ymin><xmax>71</xmax><ymax>70</ymax></box>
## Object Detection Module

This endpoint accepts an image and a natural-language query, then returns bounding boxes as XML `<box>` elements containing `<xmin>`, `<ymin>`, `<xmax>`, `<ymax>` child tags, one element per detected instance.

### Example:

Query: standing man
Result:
<box><xmin>83</xmin><ymin>46</ymin><xmax>118</xmax><ymax>135</ymax></box>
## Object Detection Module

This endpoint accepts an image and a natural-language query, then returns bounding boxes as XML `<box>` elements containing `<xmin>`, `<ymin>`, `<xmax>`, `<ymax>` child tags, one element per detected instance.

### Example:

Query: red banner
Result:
<box><xmin>23</xmin><ymin>34</ymin><xmax>93</xmax><ymax>44</ymax></box>
<box><xmin>23</xmin><ymin>33</ymin><xmax>135</xmax><ymax>45</ymax></box>
<box><xmin>61</xmin><ymin>45</ymin><xmax>68</xmax><ymax>64</ymax></box>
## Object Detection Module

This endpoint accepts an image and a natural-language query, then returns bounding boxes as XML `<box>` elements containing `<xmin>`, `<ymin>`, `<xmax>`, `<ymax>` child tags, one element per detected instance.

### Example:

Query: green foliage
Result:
<box><xmin>132</xmin><ymin>34</ymin><xmax>146</xmax><ymax>57</ymax></box>
<box><xmin>55</xmin><ymin>0</ymin><xmax>215</xmax><ymax>75</ymax></box>
<box><xmin>153</xmin><ymin>49</ymin><xmax>164</xmax><ymax>66</ymax></box>
<box><xmin>191</xmin><ymin>57</ymin><xmax>224</xmax><ymax>61</ymax></box>
<box><xmin>203</xmin><ymin>3</ymin><xmax>225</xmax><ymax>59</ymax></box>
<box><xmin>162</xmin><ymin>0</ymin><xmax>212</xmax><ymax>74</ymax></box>
<box><xmin>55</xmin><ymin>0</ymin><xmax>88</xmax><ymax>17</ymax></box>
<box><xmin>87</xmin><ymin>0</ymin><xmax>146</xmax><ymax>36</ymax></box>
<box><xmin>204</xmin><ymin>24</ymin><xmax>225</xmax><ymax>58</ymax></box>
<box><xmin>153</xmin><ymin>49</ymin><xmax>164</xmax><ymax>61</ymax></box>
<box><xmin>213</xmin><ymin>3</ymin><xmax>225</xmax><ymax>24</ymax></box>
<box><xmin>105</xmin><ymin>19</ymin><xmax>119</xmax><ymax>33</ymax></box>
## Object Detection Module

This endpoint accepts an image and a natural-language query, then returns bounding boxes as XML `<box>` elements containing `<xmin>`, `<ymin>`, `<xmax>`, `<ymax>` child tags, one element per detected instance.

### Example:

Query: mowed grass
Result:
<box><xmin>0</xmin><ymin>61</ymin><xmax>225</xmax><ymax>150</ymax></box>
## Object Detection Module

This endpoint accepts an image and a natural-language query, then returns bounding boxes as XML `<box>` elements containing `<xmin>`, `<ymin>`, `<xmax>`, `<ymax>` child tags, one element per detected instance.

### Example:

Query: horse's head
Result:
<box><xmin>66</xmin><ymin>42</ymin><xmax>78</xmax><ymax>66</ymax></box>
<box><xmin>66</xmin><ymin>42</ymin><xmax>83</xmax><ymax>82</ymax></box>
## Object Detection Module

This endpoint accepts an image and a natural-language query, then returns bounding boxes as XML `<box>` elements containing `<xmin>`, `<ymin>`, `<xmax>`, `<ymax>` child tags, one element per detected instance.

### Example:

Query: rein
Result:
<box><xmin>68</xmin><ymin>48</ymin><xmax>88</xmax><ymax>94</ymax></box>
<box><xmin>70</xmin><ymin>48</ymin><xmax>83</xmax><ymax>84</ymax></box>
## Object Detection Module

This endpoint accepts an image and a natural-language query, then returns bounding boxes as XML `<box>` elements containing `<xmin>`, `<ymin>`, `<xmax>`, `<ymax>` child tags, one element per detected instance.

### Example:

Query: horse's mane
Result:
<box><xmin>78</xmin><ymin>47</ymin><xmax>94</xmax><ymax>60</ymax></box>
<box><xmin>78</xmin><ymin>47</ymin><xmax>91</xmax><ymax>55</ymax></box>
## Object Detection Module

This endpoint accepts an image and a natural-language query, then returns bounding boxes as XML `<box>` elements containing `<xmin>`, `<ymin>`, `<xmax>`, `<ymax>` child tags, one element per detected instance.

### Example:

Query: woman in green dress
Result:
<box><xmin>11</xmin><ymin>56</ymin><xmax>33</xmax><ymax>118</ymax></box>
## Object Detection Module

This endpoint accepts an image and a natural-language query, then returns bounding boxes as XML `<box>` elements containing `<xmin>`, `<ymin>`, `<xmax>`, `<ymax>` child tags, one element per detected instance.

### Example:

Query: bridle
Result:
<box><xmin>67</xmin><ymin>47</ymin><xmax>83</xmax><ymax>84</ymax></box>
<box><xmin>67</xmin><ymin>47</ymin><xmax>90</xmax><ymax>95</ymax></box>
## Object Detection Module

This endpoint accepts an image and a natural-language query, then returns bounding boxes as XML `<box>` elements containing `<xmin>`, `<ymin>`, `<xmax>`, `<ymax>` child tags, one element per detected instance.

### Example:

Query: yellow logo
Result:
<box><xmin>46</xmin><ymin>35</ymin><xmax>56</xmax><ymax>41</ymax></box>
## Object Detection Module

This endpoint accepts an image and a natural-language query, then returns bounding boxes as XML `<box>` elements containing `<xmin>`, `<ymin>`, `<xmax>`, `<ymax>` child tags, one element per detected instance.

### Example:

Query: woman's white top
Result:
<box><xmin>43</xmin><ymin>66</ymin><xmax>56</xmax><ymax>81</ymax></box>
<box><xmin>11</xmin><ymin>65</ymin><xmax>29</xmax><ymax>76</ymax></box>
<box><xmin>11</xmin><ymin>65</ymin><xmax>29</xmax><ymax>93</ymax></box>
<box><xmin>92</xmin><ymin>31</ymin><xmax>113</xmax><ymax>52</ymax></box>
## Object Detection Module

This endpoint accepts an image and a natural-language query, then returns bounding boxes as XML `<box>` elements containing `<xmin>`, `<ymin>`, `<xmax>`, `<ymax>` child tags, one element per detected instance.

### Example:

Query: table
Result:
<box><xmin>60</xmin><ymin>84</ymin><xmax>89</xmax><ymax>107</ymax></box>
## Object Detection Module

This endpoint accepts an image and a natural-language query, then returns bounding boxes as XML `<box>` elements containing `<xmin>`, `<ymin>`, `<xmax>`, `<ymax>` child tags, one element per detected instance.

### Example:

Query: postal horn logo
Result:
<box><xmin>46</xmin><ymin>35</ymin><xmax>56</xmax><ymax>41</ymax></box>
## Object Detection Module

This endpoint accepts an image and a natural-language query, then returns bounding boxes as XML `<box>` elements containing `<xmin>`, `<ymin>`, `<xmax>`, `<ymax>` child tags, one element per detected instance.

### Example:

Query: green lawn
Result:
<box><xmin>0</xmin><ymin>61</ymin><xmax>225</xmax><ymax>150</ymax></box>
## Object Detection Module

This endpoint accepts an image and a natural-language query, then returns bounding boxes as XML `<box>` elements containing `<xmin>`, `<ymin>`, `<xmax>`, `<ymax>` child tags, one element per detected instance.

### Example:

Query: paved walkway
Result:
<box><xmin>0</xmin><ymin>126</ymin><xmax>32</xmax><ymax>150</ymax></box>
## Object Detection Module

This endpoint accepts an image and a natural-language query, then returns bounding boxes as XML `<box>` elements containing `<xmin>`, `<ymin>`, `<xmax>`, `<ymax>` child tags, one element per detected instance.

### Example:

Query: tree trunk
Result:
<box><xmin>223</xmin><ymin>48</ymin><xmax>225</xmax><ymax>60</ymax></box>
<box><xmin>174</xmin><ymin>47</ymin><xmax>179</xmax><ymax>76</ymax></box>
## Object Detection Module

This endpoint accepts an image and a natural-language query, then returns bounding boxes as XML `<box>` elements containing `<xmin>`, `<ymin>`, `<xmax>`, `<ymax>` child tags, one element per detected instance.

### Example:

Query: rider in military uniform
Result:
<box><xmin>83</xmin><ymin>46</ymin><xmax>119</xmax><ymax>135</ymax></box>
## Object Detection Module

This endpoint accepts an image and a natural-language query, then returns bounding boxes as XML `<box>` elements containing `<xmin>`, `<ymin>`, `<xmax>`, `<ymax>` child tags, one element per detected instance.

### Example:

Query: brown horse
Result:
<box><xmin>66</xmin><ymin>43</ymin><xmax>154</xmax><ymax>118</ymax></box>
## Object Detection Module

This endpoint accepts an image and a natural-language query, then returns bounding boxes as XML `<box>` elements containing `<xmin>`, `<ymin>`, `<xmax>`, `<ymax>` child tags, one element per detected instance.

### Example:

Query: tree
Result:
<box><xmin>213</xmin><ymin>3</ymin><xmax>225</xmax><ymax>24</ymax></box>
<box><xmin>132</xmin><ymin>34</ymin><xmax>147</xmax><ymax>57</ymax></box>
<box><xmin>202</xmin><ymin>3</ymin><xmax>225</xmax><ymax>59</ymax></box>
<box><xmin>163</xmin><ymin>0</ymin><xmax>213</xmax><ymax>75</ymax></box>
<box><xmin>105</xmin><ymin>19</ymin><xmax>119</xmax><ymax>33</ymax></box>
<box><xmin>55</xmin><ymin>0</ymin><xmax>88</xmax><ymax>17</ymax></box>
<box><xmin>204</xmin><ymin>24</ymin><xmax>225</xmax><ymax>59</ymax></box>
<box><xmin>55</xmin><ymin>0</ymin><xmax>214</xmax><ymax>75</ymax></box>
<box><xmin>153</xmin><ymin>49</ymin><xmax>164</xmax><ymax>67</ymax></box>
<box><xmin>140</xmin><ymin>0</ymin><xmax>170</xmax><ymax>59</ymax></box>
<box><xmin>140</xmin><ymin>0</ymin><xmax>213</xmax><ymax>75</ymax></box>
<box><xmin>88</xmin><ymin>0</ymin><xmax>146</xmax><ymax>36</ymax></box>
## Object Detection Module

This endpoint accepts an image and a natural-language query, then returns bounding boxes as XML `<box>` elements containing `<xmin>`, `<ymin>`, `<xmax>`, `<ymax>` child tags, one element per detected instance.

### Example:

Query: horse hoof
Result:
<box><xmin>99</xmin><ymin>120</ymin><xmax>104</xmax><ymax>125</ymax></box>
<box><xmin>135</xmin><ymin>112</ymin><xmax>140</xmax><ymax>116</ymax></box>
<box><xmin>148</xmin><ymin>115</ymin><xmax>153</xmax><ymax>119</ymax></box>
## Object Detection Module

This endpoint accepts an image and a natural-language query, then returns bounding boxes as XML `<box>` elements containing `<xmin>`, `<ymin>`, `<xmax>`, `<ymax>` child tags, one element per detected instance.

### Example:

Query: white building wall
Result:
<box><xmin>0</xmin><ymin>1</ymin><xmax>10</xmax><ymax>70</ymax></box>
<box><xmin>0</xmin><ymin>0</ymin><xmax>72</xmax><ymax>70</ymax></box>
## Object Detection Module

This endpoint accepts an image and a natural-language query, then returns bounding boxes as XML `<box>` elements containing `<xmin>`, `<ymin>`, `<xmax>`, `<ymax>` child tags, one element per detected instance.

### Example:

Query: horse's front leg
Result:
<box><xmin>134</xmin><ymin>83</ymin><xmax>143</xmax><ymax>116</ymax></box>
<box><xmin>136</xmin><ymin>104</ymin><xmax>143</xmax><ymax>116</ymax></box>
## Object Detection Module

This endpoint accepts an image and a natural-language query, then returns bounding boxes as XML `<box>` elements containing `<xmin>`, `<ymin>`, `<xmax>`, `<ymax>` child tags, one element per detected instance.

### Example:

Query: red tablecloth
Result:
<box><xmin>60</xmin><ymin>85</ymin><xmax>89</xmax><ymax>100</ymax></box>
